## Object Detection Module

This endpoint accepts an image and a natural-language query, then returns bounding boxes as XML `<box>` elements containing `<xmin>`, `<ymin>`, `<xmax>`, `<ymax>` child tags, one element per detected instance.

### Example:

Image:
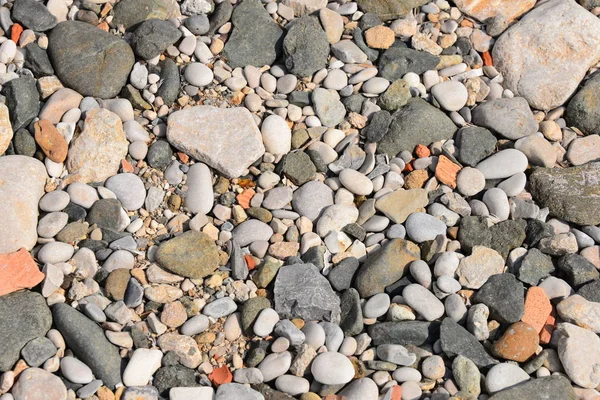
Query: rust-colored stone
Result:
<box><xmin>34</xmin><ymin>119</ymin><xmax>68</xmax><ymax>163</ymax></box>
<box><xmin>521</xmin><ymin>286</ymin><xmax>552</xmax><ymax>333</ymax></box>
<box><xmin>364</xmin><ymin>26</ymin><xmax>395</xmax><ymax>49</ymax></box>
<box><xmin>208</xmin><ymin>365</ymin><xmax>232</xmax><ymax>387</ymax></box>
<box><xmin>0</xmin><ymin>248</ymin><xmax>44</xmax><ymax>296</ymax></box>
<box><xmin>435</xmin><ymin>155</ymin><xmax>461</xmax><ymax>189</ymax></box>
<box><xmin>492</xmin><ymin>321</ymin><xmax>539</xmax><ymax>362</ymax></box>
<box><xmin>415</xmin><ymin>144</ymin><xmax>431</xmax><ymax>158</ymax></box>
<box><xmin>11</xmin><ymin>25</ymin><xmax>23</xmax><ymax>44</ymax></box>
<box><xmin>404</xmin><ymin>169</ymin><xmax>429</xmax><ymax>189</ymax></box>
<box><xmin>539</xmin><ymin>308</ymin><xmax>556</xmax><ymax>344</ymax></box>
<box><xmin>236</xmin><ymin>188</ymin><xmax>255</xmax><ymax>209</ymax></box>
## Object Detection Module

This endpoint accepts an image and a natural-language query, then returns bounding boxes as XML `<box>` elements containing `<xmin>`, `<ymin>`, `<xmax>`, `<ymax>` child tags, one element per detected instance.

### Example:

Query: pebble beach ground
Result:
<box><xmin>1</xmin><ymin>0</ymin><xmax>600</xmax><ymax>399</ymax></box>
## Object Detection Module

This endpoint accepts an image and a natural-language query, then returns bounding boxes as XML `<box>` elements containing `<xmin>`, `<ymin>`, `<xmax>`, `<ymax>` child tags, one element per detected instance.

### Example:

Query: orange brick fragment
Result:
<box><xmin>10</xmin><ymin>24</ymin><xmax>22</xmax><ymax>44</ymax></box>
<box><xmin>177</xmin><ymin>152</ymin><xmax>189</xmax><ymax>163</ymax></box>
<box><xmin>492</xmin><ymin>321</ymin><xmax>539</xmax><ymax>362</ymax></box>
<box><xmin>96</xmin><ymin>21</ymin><xmax>109</xmax><ymax>32</ymax></box>
<box><xmin>385</xmin><ymin>386</ymin><xmax>403</xmax><ymax>400</ymax></box>
<box><xmin>435</xmin><ymin>155</ymin><xmax>461</xmax><ymax>189</ymax></box>
<box><xmin>121</xmin><ymin>159</ymin><xmax>134</xmax><ymax>173</ymax></box>
<box><xmin>0</xmin><ymin>248</ymin><xmax>44</xmax><ymax>297</ymax></box>
<box><xmin>236</xmin><ymin>188</ymin><xmax>255</xmax><ymax>209</ymax></box>
<box><xmin>521</xmin><ymin>286</ymin><xmax>552</xmax><ymax>333</ymax></box>
<box><xmin>244</xmin><ymin>254</ymin><xmax>256</xmax><ymax>271</ymax></box>
<box><xmin>415</xmin><ymin>144</ymin><xmax>431</xmax><ymax>158</ymax></box>
<box><xmin>403</xmin><ymin>161</ymin><xmax>414</xmax><ymax>173</ymax></box>
<box><xmin>208</xmin><ymin>365</ymin><xmax>232</xmax><ymax>387</ymax></box>
<box><xmin>482</xmin><ymin>51</ymin><xmax>493</xmax><ymax>66</ymax></box>
<box><xmin>539</xmin><ymin>308</ymin><xmax>556</xmax><ymax>344</ymax></box>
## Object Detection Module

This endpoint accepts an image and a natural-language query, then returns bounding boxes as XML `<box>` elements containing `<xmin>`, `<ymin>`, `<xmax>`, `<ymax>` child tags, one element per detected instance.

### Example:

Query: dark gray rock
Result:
<box><xmin>489</xmin><ymin>219</ymin><xmax>526</xmax><ymax>259</ymax></box>
<box><xmin>87</xmin><ymin>199</ymin><xmax>123</xmax><ymax>231</ymax></box>
<box><xmin>0</xmin><ymin>292</ymin><xmax>52</xmax><ymax>372</ymax></box>
<box><xmin>222</xmin><ymin>0</ymin><xmax>284</xmax><ymax>68</ymax></box>
<box><xmin>2</xmin><ymin>75</ymin><xmax>40</xmax><ymax>131</ymax></box>
<box><xmin>472</xmin><ymin>273</ymin><xmax>524</xmax><ymax>324</ymax></box>
<box><xmin>515</xmin><ymin>248</ymin><xmax>555</xmax><ymax>286</ymax></box>
<box><xmin>356</xmin><ymin>0</ymin><xmax>429</xmax><ymax>20</ymax></box>
<box><xmin>379</xmin><ymin>45</ymin><xmax>440</xmax><ymax>81</ymax></box>
<box><xmin>112</xmin><ymin>0</ymin><xmax>170</xmax><ymax>30</ymax></box>
<box><xmin>130</xmin><ymin>19</ymin><xmax>182</xmax><ymax>60</ymax></box>
<box><xmin>557</xmin><ymin>254</ymin><xmax>600</xmax><ymax>287</ymax></box>
<box><xmin>378</xmin><ymin>98</ymin><xmax>456</xmax><ymax>157</ymax></box>
<box><xmin>529</xmin><ymin>162</ymin><xmax>600</xmax><ymax>225</ymax></box>
<box><xmin>457</xmin><ymin>126</ymin><xmax>497</xmax><ymax>167</ymax></box>
<box><xmin>440</xmin><ymin>317</ymin><xmax>498</xmax><ymax>368</ymax></box>
<box><xmin>471</xmin><ymin>97</ymin><xmax>538</xmax><ymax>140</ymax></box>
<box><xmin>13</xmin><ymin>129</ymin><xmax>36</xmax><ymax>156</ymax></box>
<box><xmin>283</xmin><ymin>15</ymin><xmax>329</xmax><ymax>77</ymax></box>
<box><xmin>147</xmin><ymin>140</ymin><xmax>173</xmax><ymax>170</ymax></box>
<box><xmin>363</xmin><ymin>110</ymin><xmax>392</xmax><ymax>143</ymax></box>
<box><xmin>339</xmin><ymin>288</ymin><xmax>363</xmax><ymax>336</ymax></box>
<box><xmin>566</xmin><ymin>73</ymin><xmax>600</xmax><ymax>136</ymax></box>
<box><xmin>207</xmin><ymin>0</ymin><xmax>233</xmax><ymax>35</ymax></box>
<box><xmin>327</xmin><ymin>257</ymin><xmax>360</xmax><ymax>291</ymax></box>
<box><xmin>21</xmin><ymin>337</ymin><xmax>57</xmax><ymax>368</ymax></box>
<box><xmin>241</xmin><ymin>297</ymin><xmax>271</xmax><ymax>334</ymax></box>
<box><xmin>368</xmin><ymin>321</ymin><xmax>439</xmax><ymax>346</ymax></box>
<box><xmin>488</xmin><ymin>375</ymin><xmax>576</xmax><ymax>400</ymax></box>
<box><xmin>52</xmin><ymin>303</ymin><xmax>122</xmax><ymax>389</ymax></box>
<box><xmin>273</xmin><ymin>263</ymin><xmax>341</xmax><ymax>323</ymax></box>
<box><xmin>12</xmin><ymin>0</ymin><xmax>57</xmax><ymax>31</ymax></box>
<box><xmin>154</xmin><ymin>365</ymin><xmax>198</xmax><ymax>397</ymax></box>
<box><xmin>354</xmin><ymin>27</ymin><xmax>379</xmax><ymax>62</ymax></box>
<box><xmin>458</xmin><ymin>216</ymin><xmax>492</xmax><ymax>253</ymax></box>
<box><xmin>184</xmin><ymin>14</ymin><xmax>209</xmax><ymax>35</ymax></box>
<box><xmin>342</xmin><ymin>94</ymin><xmax>366</xmax><ymax>113</ymax></box>
<box><xmin>300</xmin><ymin>245</ymin><xmax>326</xmax><ymax>271</ymax></box>
<box><xmin>156</xmin><ymin>58</ymin><xmax>180</xmax><ymax>106</ymax></box>
<box><xmin>280</xmin><ymin>150</ymin><xmax>316</xmax><ymax>186</ymax></box>
<box><xmin>48</xmin><ymin>21</ymin><xmax>134</xmax><ymax>99</ymax></box>
<box><xmin>578</xmin><ymin>279</ymin><xmax>600</xmax><ymax>302</ymax></box>
<box><xmin>24</xmin><ymin>43</ymin><xmax>54</xmax><ymax>77</ymax></box>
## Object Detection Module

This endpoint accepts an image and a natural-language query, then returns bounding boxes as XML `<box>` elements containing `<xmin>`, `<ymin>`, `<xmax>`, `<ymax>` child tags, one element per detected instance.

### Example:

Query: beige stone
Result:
<box><xmin>0</xmin><ymin>103</ymin><xmax>12</xmax><ymax>154</ymax></box>
<box><xmin>453</xmin><ymin>0</ymin><xmax>535</xmax><ymax>22</ymax></box>
<box><xmin>375</xmin><ymin>188</ymin><xmax>428</xmax><ymax>223</ymax></box>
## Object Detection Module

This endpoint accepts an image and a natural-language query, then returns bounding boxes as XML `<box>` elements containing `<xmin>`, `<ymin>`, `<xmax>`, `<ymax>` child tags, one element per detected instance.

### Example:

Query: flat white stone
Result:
<box><xmin>122</xmin><ymin>349</ymin><xmax>163</xmax><ymax>387</ymax></box>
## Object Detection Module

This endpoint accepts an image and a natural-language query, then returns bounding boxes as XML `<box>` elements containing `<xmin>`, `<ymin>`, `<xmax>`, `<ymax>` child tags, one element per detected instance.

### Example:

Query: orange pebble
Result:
<box><xmin>11</xmin><ymin>24</ymin><xmax>22</xmax><ymax>44</ymax></box>
<box><xmin>403</xmin><ymin>162</ymin><xmax>414</xmax><ymax>173</ymax></box>
<box><xmin>482</xmin><ymin>51</ymin><xmax>493</xmax><ymax>66</ymax></box>
<box><xmin>236</xmin><ymin>188</ymin><xmax>255</xmax><ymax>209</ymax></box>
<box><xmin>244</xmin><ymin>254</ymin><xmax>256</xmax><ymax>271</ymax></box>
<box><xmin>539</xmin><ymin>308</ymin><xmax>556</xmax><ymax>344</ymax></box>
<box><xmin>521</xmin><ymin>286</ymin><xmax>552</xmax><ymax>333</ymax></box>
<box><xmin>96</xmin><ymin>21</ymin><xmax>109</xmax><ymax>32</ymax></box>
<box><xmin>177</xmin><ymin>152</ymin><xmax>189</xmax><ymax>163</ymax></box>
<box><xmin>121</xmin><ymin>159</ymin><xmax>135</xmax><ymax>173</ymax></box>
<box><xmin>414</xmin><ymin>144</ymin><xmax>431</xmax><ymax>158</ymax></box>
<box><xmin>388</xmin><ymin>385</ymin><xmax>403</xmax><ymax>400</ymax></box>
<box><xmin>435</xmin><ymin>155</ymin><xmax>461</xmax><ymax>189</ymax></box>
<box><xmin>208</xmin><ymin>365</ymin><xmax>232</xmax><ymax>387</ymax></box>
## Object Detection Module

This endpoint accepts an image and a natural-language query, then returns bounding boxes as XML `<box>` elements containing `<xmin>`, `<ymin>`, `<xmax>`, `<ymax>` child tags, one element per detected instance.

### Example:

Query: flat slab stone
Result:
<box><xmin>0</xmin><ymin>155</ymin><xmax>47</xmax><ymax>253</ymax></box>
<box><xmin>167</xmin><ymin>106</ymin><xmax>265</xmax><ymax>178</ymax></box>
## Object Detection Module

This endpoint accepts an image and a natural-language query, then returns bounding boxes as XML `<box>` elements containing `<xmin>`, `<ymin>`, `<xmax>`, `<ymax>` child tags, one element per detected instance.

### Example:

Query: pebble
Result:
<box><xmin>431</xmin><ymin>81</ymin><xmax>468</xmax><ymax>111</ymax></box>
<box><xmin>405</xmin><ymin>212</ymin><xmax>447</xmax><ymax>243</ymax></box>
<box><xmin>339</xmin><ymin>168</ymin><xmax>373</xmax><ymax>195</ymax></box>
<box><xmin>185</xmin><ymin>162</ymin><xmax>214</xmax><ymax>215</ymax></box>
<box><xmin>104</xmin><ymin>173</ymin><xmax>146</xmax><ymax>211</ymax></box>
<box><xmin>476</xmin><ymin>149</ymin><xmax>529</xmax><ymax>179</ymax></box>
<box><xmin>258</xmin><ymin>351</ymin><xmax>292</xmax><ymax>382</ymax></box>
<box><xmin>184</xmin><ymin>63</ymin><xmax>214</xmax><ymax>87</ymax></box>
<box><xmin>60</xmin><ymin>357</ymin><xmax>94</xmax><ymax>384</ymax></box>
<box><xmin>403</xmin><ymin>284</ymin><xmax>445</xmax><ymax>321</ymax></box>
<box><xmin>311</xmin><ymin>352</ymin><xmax>355</xmax><ymax>385</ymax></box>
<box><xmin>261</xmin><ymin>114</ymin><xmax>292</xmax><ymax>155</ymax></box>
<box><xmin>122</xmin><ymin>349</ymin><xmax>163</xmax><ymax>387</ymax></box>
<box><xmin>486</xmin><ymin>363</ymin><xmax>530</xmax><ymax>394</ymax></box>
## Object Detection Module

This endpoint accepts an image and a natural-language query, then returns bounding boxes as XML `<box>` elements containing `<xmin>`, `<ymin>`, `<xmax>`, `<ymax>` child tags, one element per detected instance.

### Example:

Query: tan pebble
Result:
<box><xmin>365</xmin><ymin>26</ymin><xmax>396</xmax><ymax>49</ymax></box>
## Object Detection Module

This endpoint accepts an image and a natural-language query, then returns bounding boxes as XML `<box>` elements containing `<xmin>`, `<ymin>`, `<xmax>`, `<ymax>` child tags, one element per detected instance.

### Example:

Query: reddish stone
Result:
<box><xmin>0</xmin><ymin>248</ymin><xmax>44</xmax><ymax>296</ymax></box>
<box><xmin>208</xmin><ymin>365</ymin><xmax>232</xmax><ymax>387</ymax></box>
<box><xmin>34</xmin><ymin>120</ymin><xmax>68</xmax><ymax>163</ymax></box>
<box><xmin>435</xmin><ymin>155</ymin><xmax>461</xmax><ymax>189</ymax></box>
<box><xmin>236</xmin><ymin>189</ymin><xmax>255</xmax><ymax>209</ymax></box>
<box><xmin>403</xmin><ymin>162</ymin><xmax>414</xmax><ymax>173</ymax></box>
<box><xmin>244</xmin><ymin>254</ymin><xmax>256</xmax><ymax>271</ymax></box>
<box><xmin>121</xmin><ymin>159</ymin><xmax>134</xmax><ymax>173</ymax></box>
<box><xmin>539</xmin><ymin>308</ymin><xmax>556</xmax><ymax>344</ymax></box>
<box><xmin>177</xmin><ymin>152</ymin><xmax>189</xmax><ymax>163</ymax></box>
<box><xmin>483</xmin><ymin>51</ymin><xmax>493</xmax><ymax>66</ymax></box>
<box><xmin>521</xmin><ymin>286</ymin><xmax>552</xmax><ymax>333</ymax></box>
<box><xmin>10</xmin><ymin>25</ymin><xmax>22</xmax><ymax>44</ymax></box>
<box><xmin>96</xmin><ymin>21</ymin><xmax>109</xmax><ymax>32</ymax></box>
<box><xmin>387</xmin><ymin>386</ymin><xmax>403</xmax><ymax>400</ymax></box>
<box><xmin>492</xmin><ymin>321</ymin><xmax>539</xmax><ymax>362</ymax></box>
<box><xmin>415</xmin><ymin>144</ymin><xmax>431</xmax><ymax>158</ymax></box>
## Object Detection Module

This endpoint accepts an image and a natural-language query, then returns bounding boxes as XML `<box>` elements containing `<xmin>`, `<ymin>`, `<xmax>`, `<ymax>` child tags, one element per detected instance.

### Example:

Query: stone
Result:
<box><xmin>291</xmin><ymin>181</ymin><xmax>333</xmax><ymax>221</ymax></box>
<box><xmin>48</xmin><ymin>21</ymin><xmax>134</xmax><ymax>98</ymax></box>
<box><xmin>379</xmin><ymin>79</ymin><xmax>411</xmax><ymax>112</ymax></box>
<box><xmin>378</xmin><ymin>46</ymin><xmax>440</xmax><ymax>81</ymax></box>
<box><xmin>0</xmin><ymin>292</ymin><xmax>51</xmax><ymax>372</ymax></box>
<box><xmin>319</xmin><ymin>8</ymin><xmax>344</xmax><ymax>44</ymax></box>
<box><xmin>223</xmin><ymin>0</ymin><xmax>284</xmax><ymax>68</ymax></box>
<box><xmin>457</xmin><ymin>126</ymin><xmax>497</xmax><ymax>167</ymax></box>
<box><xmin>356</xmin><ymin>0</ymin><xmax>428</xmax><ymax>20</ymax></box>
<box><xmin>67</xmin><ymin>109</ymin><xmax>129</xmax><ymax>184</ymax></box>
<box><xmin>378</xmin><ymin>98</ymin><xmax>455</xmax><ymax>157</ymax></box>
<box><xmin>311</xmin><ymin>352</ymin><xmax>354</xmax><ymax>385</ymax></box>
<box><xmin>274</xmin><ymin>263</ymin><xmax>341</xmax><ymax>323</ymax></box>
<box><xmin>156</xmin><ymin>231</ymin><xmax>219</xmax><ymax>279</ymax></box>
<box><xmin>216</xmin><ymin>383</ymin><xmax>264</xmax><ymax>400</ymax></box>
<box><xmin>60</xmin><ymin>356</ymin><xmax>94</xmax><ymax>384</ymax></box>
<box><xmin>363</xmin><ymin>110</ymin><xmax>392</xmax><ymax>143</ymax></box>
<box><xmin>167</xmin><ymin>106</ymin><xmax>265</xmax><ymax>178</ymax></box>
<box><xmin>157</xmin><ymin>333</ymin><xmax>202</xmax><ymax>369</ymax></box>
<box><xmin>156</xmin><ymin>58</ymin><xmax>180</xmax><ymax>106</ymax></box>
<box><xmin>405</xmin><ymin>212</ymin><xmax>447</xmax><ymax>243</ymax></box>
<box><xmin>488</xmin><ymin>375</ymin><xmax>576</xmax><ymax>400</ymax></box>
<box><xmin>365</xmin><ymin>26</ymin><xmax>395</xmax><ymax>49</ymax></box>
<box><xmin>471</xmin><ymin>97</ymin><xmax>537</xmax><ymax>140</ymax></box>
<box><xmin>528</xmin><ymin>162</ymin><xmax>600</xmax><ymax>225</ymax></box>
<box><xmin>452</xmin><ymin>356</ymin><xmax>481</xmax><ymax>396</ymax></box>
<box><xmin>566</xmin><ymin>73</ymin><xmax>600</xmax><ymax>135</ymax></box>
<box><xmin>556</xmin><ymin>322</ymin><xmax>600</xmax><ymax>389</ymax></box>
<box><xmin>12</xmin><ymin>0</ymin><xmax>57</xmax><ymax>31</ymax></box>
<box><xmin>566</xmin><ymin>135</ymin><xmax>600</xmax><ymax>166</ymax></box>
<box><xmin>453</xmin><ymin>0</ymin><xmax>535</xmax><ymax>22</ymax></box>
<box><xmin>283</xmin><ymin>15</ymin><xmax>329</xmax><ymax>77</ymax></box>
<box><xmin>557</xmin><ymin>295</ymin><xmax>600</xmax><ymax>333</ymax></box>
<box><xmin>492</xmin><ymin>0</ymin><xmax>600</xmax><ymax>110</ymax></box>
<box><xmin>557</xmin><ymin>254</ymin><xmax>599</xmax><ymax>287</ymax></box>
<box><xmin>375</xmin><ymin>188</ymin><xmax>428</xmax><ymax>223</ymax></box>
<box><xmin>3</xmin><ymin>76</ymin><xmax>40</xmax><ymax>131</ymax></box>
<box><xmin>39</xmin><ymin>88</ymin><xmax>82</xmax><ymax>124</ymax></box>
<box><xmin>440</xmin><ymin>317</ymin><xmax>498</xmax><ymax>368</ymax></box>
<box><xmin>431</xmin><ymin>81</ymin><xmax>468</xmax><ymax>112</ymax></box>
<box><xmin>475</xmin><ymin>149</ymin><xmax>528</xmax><ymax>180</ymax></box>
<box><xmin>312</xmin><ymin>88</ymin><xmax>346</xmax><ymax>128</ymax></box>
<box><xmin>0</xmin><ymin>156</ymin><xmax>46</xmax><ymax>253</ymax></box>
<box><xmin>281</xmin><ymin>151</ymin><xmax>316</xmax><ymax>186</ymax></box>
<box><xmin>11</xmin><ymin>368</ymin><xmax>67</xmax><ymax>400</ymax></box>
<box><xmin>485</xmin><ymin>363</ymin><xmax>530</xmax><ymax>395</ymax></box>
<box><xmin>234</xmin><ymin>220</ymin><xmax>274</xmax><ymax>247</ymax></box>
<box><xmin>355</xmin><ymin>238</ymin><xmax>420</xmax><ymax>297</ymax></box>
<box><xmin>403</xmin><ymin>284</ymin><xmax>444</xmax><ymax>321</ymax></box>
<box><xmin>261</xmin><ymin>115</ymin><xmax>291</xmax><ymax>156</ymax></box>
<box><xmin>105</xmin><ymin>173</ymin><xmax>146</xmax><ymax>211</ymax></box>
<box><xmin>123</xmin><ymin>348</ymin><xmax>163</xmax><ymax>386</ymax></box>
<box><xmin>186</xmin><ymin>163</ymin><xmax>214</xmax><ymax>215</ymax></box>
<box><xmin>131</xmin><ymin>19</ymin><xmax>181</xmax><ymax>60</ymax></box>
<box><xmin>0</xmin><ymin>248</ymin><xmax>45</xmax><ymax>296</ymax></box>
<box><xmin>52</xmin><ymin>303</ymin><xmax>122</xmax><ymax>388</ymax></box>
<box><xmin>257</xmin><ymin>351</ymin><xmax>292</xmax><ymax>382</ymax></box>
<box><xmin>472</xmin><ymin>273</ymin><xmax>525</xmax><ymax>324</ymax></box>
<box><xmin>492</xmin><ymin>322</ymin><xmax>539</xmax><ymax>362</ymax></box>
<box><xmin>112</xmin><ymin>0</ymin><xmax>171</xmax><ymax>30</ymax></box>
<box><xmin>0</xmin><ymin>104</ymin><xmax>12</xmax><ymax>154</ymax></box>
<box><xmin>331</xmin><ymin>40</ymin><xmax>368</xmax><ymax>64</ymax></box>
<box><xmin>154</xmin><ymin>365</ymin><xmax>198</xmax><ymax>397</ymax></box>
<box><xmin>516</xmin><ymin>249</ymin><xmax>555</xmax><ymax>287</ymax></box>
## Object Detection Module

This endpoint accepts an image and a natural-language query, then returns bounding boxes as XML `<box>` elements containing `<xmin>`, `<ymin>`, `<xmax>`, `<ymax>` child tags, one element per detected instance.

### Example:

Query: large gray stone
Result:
<box><xmin>471</xmin><ymin>97</ymin><xmax>537</xmax><ymax>140</ymax></box>
<box><xmin>356</xmin><ymin>0</ymin><xmax>428</xmax><ymax>20</ymax></box>
<box><xmin>283</xmin><ymin>15</ymin><xmax>329</xmax><ymax>77</ymax></box>
<box><xmin>167</xmin><ymin>106</ymin><xmax>265</xmax><ymax>178</ymax></box>
<box><xmin>489</xmin><ymin>375</ymin><xmax>576</xmax><ymax>400</ymax></box>
<box><xmin>566</xmin><ymin>73</ymin><xmax>600</xmax><ymax>135</ymax></box>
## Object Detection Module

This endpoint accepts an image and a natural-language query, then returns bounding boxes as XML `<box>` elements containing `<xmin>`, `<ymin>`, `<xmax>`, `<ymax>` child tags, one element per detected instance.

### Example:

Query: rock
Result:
<box><xmin>319</xmin><ymin>8</ymin><xmax>344</xmax><ymax>44</ymax></box>
<box><xmin>403</xmin><ymin>284</ymin><xmax>444</xmax><ymax>321</ymax></box>
<box><xmin>0</xmin><ymin>248</ymin><xmax>45</xmax><ymax>296</ymax></box>
<box><xmin>283</xmin><ymin>15</ymin><xmax>329</xmax><ymax>77</ymax></box>
<box><xmin>566</xmin><ymin>135</ymin><xmax>600</xmax><ymax>166</ymax></box>
<box><xmin>156</xmin><ymin>58</ymin><xmax>180</xmax><ymax>106</ymax></box>
<box><xmin>375</xmin><ymin>188</ymin><xmax>428</xmax><ymax>223</ymax></box>
<box><xmin>0</xmin><ymin>156</ymin><xmax>46</xmax><ymax>253</ymax></box>
<box><xmin>475</xmin><ymin>149</ymin><xmax>528</xmax><ymax>180</ymax></box>
<box><xmin>2</xmin><ymin>76</ymin><xmax>40</xmax><ymax>131</ymax></box>
<box><xmin>529</xmin><ymin>162</ymin><xmax>600</xmax><ymax>225</ymax></box>
<box><xmin>315</xmin><ymin>204</ymin><xmax>358</xmax><ymax>237</ymax></box>
<box><xmin>0</xmin><ymin>103</ymin><xmax>12</xmax><ymax>154</ymax></box>
<box><xmin>216</xmin><ymin>383</ymin><xmax>264</xmax><ymax>400</ymax></box>
<box><xmin>515</xmin><ymin>248</ymin><xmax>555</xmax><ymax>286</ymax></box>
<box><xmin>234</xmin><ymin>220</ymin><xmax>274</xmax><ymax>247</ymax></box>
<box><xmin>11</xmin><ymin>368</ymin><xmax>67</xmax><ymax>400</ymax></box>
<box><xmin>123</xmin><ymin>348</ymin><xmax>163</xmax><ymax>386</ymax></box>
<box><xmin>378</xmin><ymin>98</ymin><xmax>456</xmax><ymax>157</ymax></box>
<box><xmin>131</xmin><ymin>19</ymin><xmax>182</xmax><ymax>60</ymax></box>
<box><xmin>405</xmin><ymin>212</ymin><xmax>447</xmax><ymax>243</ymax></box>
<box><xmin>181</xmin><ymin>0</ymin><xmax>213</xmax><ymax>15</ymax></box>
<box><xmin>579</xmin><ymin>279</ymin><xmax>600</xmax><ymax>302</ymax></box>
<box><xmin>356</xmin><ymin>0</ymin><xmax>428</xmax><ymax>20</ymax></box>
<box><xmin>472</xmin><ymin>273</ymin><xmax>524</xmax><ymax>324</ymax></box>
<box><xmin>12</xmin><ymin>0</ymin><xmax>57</xmax><ymax>31</ymax></box>
<box><xmin>167</xmin><ymin>106</ymin><xmax>265</xmax><ymax>178</ymax></box>
<box><xmin>48</xmin><ymin>21</ymin><xmax>134</xmax><ymax>98</ymax></box>
<box><xmin>557</xmin><ymin>295</ymin><xmax>600</xmax><ymax>333</ymax></box>
<box><xmin>485</xmin><ymin>363</ymin><xmax>530</xmax><ymax>394</ymax></box>
<box><xmin>39</xmin><ymin>88</ymin><xmax>82</xmax><ymax>124</ymax></box>
<box><xmin>274</xmin><ymin>263</ymin><xmax>341</xmax><ymax>323</ymax></box>
<box><xmin>52</xmin><ymin>303</ymin><xmax>122</xmax><ymax>388</ymax></box>
<box><xmin>431</xmin><ymin>81</ymin><xmax>468</xmax><ymax>112</ymax></box>
<box><xmin>492</xmin><ymin>0</ymin><xmax>600</xmax><ymax>110</ymax></box>
<box><xmin>557</xmin><ymin>322</ymin><xmax>600</xmax><ymax>389</ymax></box>
<box><xmin>311</xmin><ymin>352</ymin><xmax>354</xmax><ymax>385</ymax></box>
<box><xmin>452</xmin><ymin>356</ymin><xmax>481</xmax><ymax>396</ymax></box>
<box><xmin>471</xmin><ymin>97</ymin><xmax>538</xmax><ymax>140</ymax></box>
<box><xmin>223</xmin><ymin>0</ymin><xmax>284</xmax><ymax>68</ymax></box>
<box><xmin>355</xmin><ymin>238</ymin><xmax>420</xmax><ymax>297</ymax></box>
<box><xmin>339</xmin><ymin>288</ymin><xmax>363</xmax><ymax>336</ymax></box>
<box><xmin>112</xmin><ymin>0</ymin><xmax>171</xmax><ymax>30</ymax></box>
<box><xmin>363</xmin><ymin>110</ymin><xmax>392</xmax><ymax>142</ymax></box>
<box><xmin>312</xmin><ymin>88</ymin><xmax>346</xmax><ymax>128</ymax></box>
<box><xmin>0</xmin><ymin>292</ymin><xmax>51</xmax><ymax>372</ymax></box>
<box><xmin>378</xmin><ymin>46</ymin><xmax>440</xmax><ymax>81</ymax></box>
<box><xmin>515</xmin><ymin>135</ymin><xmax>556</xmax><ymax>168</ymax></box>
<box><xmin>154</xmin><ymin>365</ymin><xmax>198</xmax><ymax>397</ymax></box>
<box><xmin>440</xmin><ymin>317</ymin><xmax>498</xmax><ymax>368</ymax></box>
<box><xmin>67</xmin><ymin>108</ymin><xmax>129</xmax><ymax>183</ymax></box>
<box><xmin>105</xmin><ymin>173</ymin><xmax>146</xmax><ymax>211</ymax></box>
<box><xmin>257</xmin><ymin>351</ymin><xmax>291</xmax><ymax>382</ymax></box>
<box><xmin>339</xmin><ymin>169</ymin><xmax>373</xmax><ymax>195</ymax></box>
<box><xmin>331</xmin><ymin>40</ymin><xmax>368</xmax><ymax>64</ymax></box>
<box><xmin>492</xmin><ymin>322</ymin><xmax>538</xmax><ymax>362</ymax></box>
<box><xmin>488</xmin><ymin>375</ymin><xmax>576</xmax><ymax>400</ymax></box>
<box><xmin>157</xmin><ymin>333</ymin><xmax>202</xmax><ymax>369</ymax></box>
<box><xmin>280</xmin><ymin>151</ymin><xmax>316</xmax><ymax>186</ymax></box>
<box><xmin>281</xmin><ymin>0</ymin><xmax>326</xmax><ymax>16</ymax></box>
<box><xmin>566</xmin><ymin>73</ymin><xmax>600</xmax><ymax>135</ymax></box>
<box><xmin>368</xmin><ymin>321</ymin><xmax>436</xmax><ymax>346</ymax></box>
<box><xmin>292</xmin><ymin>181</ymin><xmax>333</xmax><ymax>221</ymax></box>
<box><xmin>557</xmin><ymin>254</ymin><xmax>599</xmax><ymax>287</ymax></box>
<box><xmin>156</xmin><ymin>231</ymin><xmax>219</xmax><ymax>279</ymax></box>
<box><xmin>261</xmin><ymin>115</ymin><xmax>291</xmax><ymax>156</ymax></box>
<box><xmin>379</xmin><ymin>79</ymin><xmax>411</xmax><ymax>112</ymax></box>
<box><xmin>60</xmin><ymin>356</ymin><xmax>94</xmax><ymax>384</ymax></box>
